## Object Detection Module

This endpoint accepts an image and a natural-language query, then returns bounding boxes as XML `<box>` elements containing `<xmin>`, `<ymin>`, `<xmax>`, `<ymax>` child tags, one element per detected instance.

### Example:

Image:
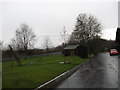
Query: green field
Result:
<box><xmin>2</xmin><ymin>55</ymin><xmax>87</xmax><ymax>88</ymax></box>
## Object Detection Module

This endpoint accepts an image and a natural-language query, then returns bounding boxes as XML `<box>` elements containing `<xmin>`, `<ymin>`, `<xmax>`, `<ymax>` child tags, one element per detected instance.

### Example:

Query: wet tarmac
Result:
<box><xmin>54</xmin><ymin>52</ymin><xmax>118</xmax><ymax>89</ymax></box>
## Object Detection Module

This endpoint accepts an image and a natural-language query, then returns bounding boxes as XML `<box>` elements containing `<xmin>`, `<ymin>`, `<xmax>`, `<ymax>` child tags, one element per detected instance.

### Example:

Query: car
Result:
<box><xmin>109</xmin><ymin>49</ymin><xmax>118</xmax><ymax>56</ymax></box>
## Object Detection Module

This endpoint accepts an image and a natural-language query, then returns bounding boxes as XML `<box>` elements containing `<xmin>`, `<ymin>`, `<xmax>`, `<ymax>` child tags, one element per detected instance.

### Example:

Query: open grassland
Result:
<box><xmin>2</xmin><ymin>55</ymin><xmax>87</xmax><ymax>88</ymax></box>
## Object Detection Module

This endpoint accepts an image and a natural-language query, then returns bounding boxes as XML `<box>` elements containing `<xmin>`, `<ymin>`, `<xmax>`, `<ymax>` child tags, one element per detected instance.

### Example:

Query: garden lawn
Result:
<box><xmin>2</xmin><ymin>55</ymin><xmax>86</xmax><ymax>88</ymax></box>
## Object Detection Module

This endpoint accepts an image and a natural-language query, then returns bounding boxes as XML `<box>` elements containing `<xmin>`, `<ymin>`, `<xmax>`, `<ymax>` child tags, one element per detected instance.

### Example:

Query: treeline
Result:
<box><xmin>2</xmin><ymin>45</ymin><xmax>63</xmax><ymax>60</ymax></box>
<box><xmin>87</xmin><ymin>38</ymin><xmax>116</xmax><ymax>55</ymax></box>
<box><xmin>67</xmin><ymin>38</ymin><xmax>116</xmax><ymax>55</ymax></box>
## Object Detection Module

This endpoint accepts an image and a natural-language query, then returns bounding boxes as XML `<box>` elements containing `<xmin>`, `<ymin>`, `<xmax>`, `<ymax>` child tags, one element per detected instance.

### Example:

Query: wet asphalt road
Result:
<box><xmin>55</xmin><ymin>52</ymin><xmax>118</xmax><ymax>88</ymax></box>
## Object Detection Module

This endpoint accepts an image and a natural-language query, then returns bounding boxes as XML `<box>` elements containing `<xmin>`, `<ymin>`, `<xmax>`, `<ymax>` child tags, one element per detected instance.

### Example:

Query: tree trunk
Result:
<box><xmin>8</xmin><ymin>45</ymin><xmax>22</xmax><ymax>66</ymax></box>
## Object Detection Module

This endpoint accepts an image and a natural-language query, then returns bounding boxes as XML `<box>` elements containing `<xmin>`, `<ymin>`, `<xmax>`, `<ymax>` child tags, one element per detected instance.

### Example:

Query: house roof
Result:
<box><xmin>64</xmin><ymin>45</ymin><xmax>79</xmax><ymax>50</ymax></box>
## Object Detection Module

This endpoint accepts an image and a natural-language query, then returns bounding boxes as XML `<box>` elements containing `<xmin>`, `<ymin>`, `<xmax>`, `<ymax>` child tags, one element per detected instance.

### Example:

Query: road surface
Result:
<box><xmin>54</xmin><ymin>52</ymin><xmax>118</xmax><ymax>89</ymax></box>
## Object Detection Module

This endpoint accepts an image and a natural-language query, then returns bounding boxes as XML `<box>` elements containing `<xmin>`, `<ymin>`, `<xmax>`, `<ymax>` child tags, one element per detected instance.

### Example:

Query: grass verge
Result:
<box><xmin>2</xmin><ymin>55</ymin><xmax>87</xmax><ymax>88</ymax></box>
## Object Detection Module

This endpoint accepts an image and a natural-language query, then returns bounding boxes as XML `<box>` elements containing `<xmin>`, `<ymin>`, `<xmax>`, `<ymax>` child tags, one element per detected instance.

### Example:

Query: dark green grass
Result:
<box><xmin>2</xmin><ymin>55</ymin><xmax>86</xmax><ymax>88</ymax></box>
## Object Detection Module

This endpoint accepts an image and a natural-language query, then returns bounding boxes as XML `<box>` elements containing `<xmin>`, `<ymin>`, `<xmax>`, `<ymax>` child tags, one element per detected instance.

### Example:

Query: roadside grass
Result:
<box><xmin>2</xmin><ymin>55</ymin><xmax>87</xmax><ymax>88</ymax></box>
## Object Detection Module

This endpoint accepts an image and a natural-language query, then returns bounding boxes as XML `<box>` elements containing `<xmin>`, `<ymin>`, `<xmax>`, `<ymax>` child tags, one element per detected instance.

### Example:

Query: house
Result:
<box><xmin>64</xmin><ymin>44</ymin><xmax>88</xmax><ymax>58</ymax></box>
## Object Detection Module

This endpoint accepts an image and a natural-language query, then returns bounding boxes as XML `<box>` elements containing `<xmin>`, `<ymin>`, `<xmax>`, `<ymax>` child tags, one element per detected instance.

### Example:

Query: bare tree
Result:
<box><xmin>69</xmin><ymin>13</ymin><xmax>102</xmax><ymax>46</ymax></box>
<box><xmin>14</xmin><ymin>23</ymin><xmax>36</xmax><ymax>59</ymax></box>
<box><xmin>15</xmin><ymin>23</ymin><xmax>36</xmax><ymax>50</ymax></box>
<box><xmin>60</xmin><ymin>26</ymin><xmax>69</xmax><ymax>64</ymax></box>
<box><xmin>68</xmin><ymin>13</ymin><xmax>102</xmax><ymax>55</ymax></box>
<box><xmin>60</xmin><ymin>26</ymin><xmax>69</xmax><ymax>46</ymax></box>
<box><xmin>43</xmin><ymin>36</ymin><xmax>52</xmax><ymax>54</ymax></box>
<box><xmin>0</xmin><ymin>41</ymin><xmax>8</xmax><ymax>51</ymax></box>
<box><xmin>8</xmin><ymin>45</ymin><xmax>22</xmax><ymax>66</ymax></box>
<box><xmin>9</xmin><ymin>38</ymin><xmax>18</xmax><ymax>50</ymax></box>
<box><xmin>0</xmin><ymin>41</ymin><xmax>3</xmax><ymax>51</ymax></box>
<box><xmin>68</xmin><ymin>32</ymin><xmax>77</xmax><ymax>45</ymax></box>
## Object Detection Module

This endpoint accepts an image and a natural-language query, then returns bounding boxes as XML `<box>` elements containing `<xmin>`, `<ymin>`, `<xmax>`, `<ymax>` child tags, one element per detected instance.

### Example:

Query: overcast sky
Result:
<box><xmin>0</xmin><ymin>0</ymin><xmax>118</xmax><ymax>48</ymax></box>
